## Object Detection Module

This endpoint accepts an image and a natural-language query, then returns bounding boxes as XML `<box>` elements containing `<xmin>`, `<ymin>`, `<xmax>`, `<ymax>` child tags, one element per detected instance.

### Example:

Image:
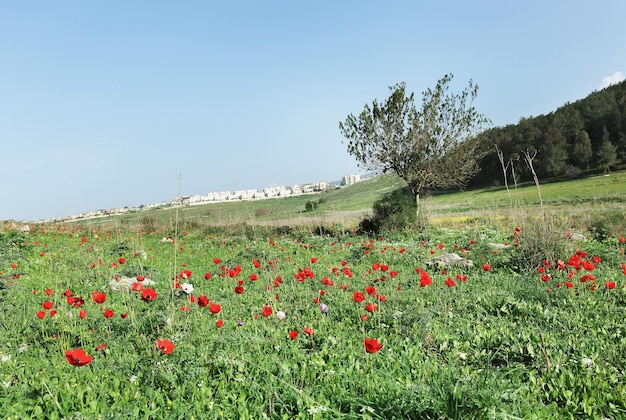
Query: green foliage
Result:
<box><xmin>340</xmin><ymin>75</ymin><xmax>490</xmax><ymax>213</ymax></box>
<box><xmin>358</xmin><ymin>186</ymin><xmax>417</xmax><ymax>234</ymax></box>
<box><xmin>476</xmin><ymin>80</ymin><xmax>626</xmax><ymax>186</ymax></box>
<box><xmin>1</xmin><ymin>223</ymin><xmax>626</xmax><ymax>418</ymax></box>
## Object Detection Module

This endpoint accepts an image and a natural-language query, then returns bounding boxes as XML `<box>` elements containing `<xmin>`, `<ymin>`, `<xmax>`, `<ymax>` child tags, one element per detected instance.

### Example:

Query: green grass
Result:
<box><xmin>66</xmin><ymin>171</ymin><xmax>626</xmax><ymax>233</ymax></box>
<box><xmin>1</xmin><ymin>220</ymin><xmax>626</xmax><ymax>418</ymax></box>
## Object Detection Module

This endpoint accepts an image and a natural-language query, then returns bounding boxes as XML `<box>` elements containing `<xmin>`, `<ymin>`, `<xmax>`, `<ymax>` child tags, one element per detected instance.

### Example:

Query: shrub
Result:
<box><xmin>358</xmin><ymin>186</ymin><xmax>417</xmax><ymax>234</ymax></box>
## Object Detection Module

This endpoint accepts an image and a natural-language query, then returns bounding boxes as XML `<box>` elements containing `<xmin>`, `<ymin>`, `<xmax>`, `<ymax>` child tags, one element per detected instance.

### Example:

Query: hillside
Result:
<box><xmin>67</xmin><ymin>171</ymin><xmax>626</xmax><ymax>232</ymax></box>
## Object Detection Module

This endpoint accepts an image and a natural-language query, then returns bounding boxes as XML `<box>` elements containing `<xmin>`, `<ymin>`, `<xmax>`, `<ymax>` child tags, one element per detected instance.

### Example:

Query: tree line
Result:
<box><xmin>474</xmin><ymin>80</ymin><xmax>626</xmax><ymax>186</ymax></box>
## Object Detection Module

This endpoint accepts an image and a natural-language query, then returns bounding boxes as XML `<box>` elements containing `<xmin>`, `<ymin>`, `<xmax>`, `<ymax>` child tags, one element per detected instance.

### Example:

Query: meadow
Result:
<box><xmin>1</xmin><ymin>173</ymin><xmax>626</xmax><ymax>419</ymax></box>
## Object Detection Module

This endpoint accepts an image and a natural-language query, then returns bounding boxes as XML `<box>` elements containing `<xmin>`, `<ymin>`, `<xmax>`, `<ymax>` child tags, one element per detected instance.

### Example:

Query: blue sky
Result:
<box><xmin>2</xmin><ymin>1</ymin><xmax>625</xmax><ymax>222</ymax></box>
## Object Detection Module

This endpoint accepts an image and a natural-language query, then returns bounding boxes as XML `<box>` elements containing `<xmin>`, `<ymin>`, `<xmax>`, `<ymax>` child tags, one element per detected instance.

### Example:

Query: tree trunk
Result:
<box><xmin>415</xmin><ymin>192</ymin><xmax>420</xmax><ymax>219</ymax></box>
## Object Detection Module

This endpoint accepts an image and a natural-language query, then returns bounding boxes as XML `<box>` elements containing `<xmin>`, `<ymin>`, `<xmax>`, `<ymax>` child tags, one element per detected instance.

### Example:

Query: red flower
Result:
<box><xmin>65</xmin><ymin>349</ymin><xmax>93</xmax><ymax>366</ymax></box>
<box><xmin>234</xmin><ymin>285</ymin><xmax>244</xmax><ymax>294</ymax></box>
<box><xmin>156</xmin><ymin>338</ymin><xmax>175</xmax><ymax>354</ymax></box>
<box><xmin>132</xmin><ymin>282</ymin><xmax>143</xmax><ymax>291</ymax></box>
<box><xmin>45</xmin><ymin>288</ymin><xmax>53</xmax><ymax>296</ymax></box>
<box><xmin>91</xmin><ymin>291</ymin><xmax>107</xmax><ymax>304</ymax></box>
<box><xmin>365</xmin><ymin>285</ymin><xmax>376</xmax><ymax>295</ymax></box>
<box><xmin>36</xmin><ymin>311</ymin><xmax>46</xmax><ymax>319</ymax></box>
<box><xmin>204</xmin><ymin>273</ymin><xmax>212</xmax><ymax>280</ymax></box>
<box><xmin>353</xmin><ymin>291</ymin><xmax>365</xmax><ymax>303</ymax></box>
<box><xmin>310</xmin><ymin>257</ymin><xmax>318</xmax><ymax>264</ymax></box>
<box><xmin>180</xmin><ymin>269</ymin><xmax>192</xmax><ymax>279</ymax></box>
<box><xmin>445</xmin><ymin>277</ymin><xmax>456</xmax><ymax>287</ymax></box>
<box><xmin>482</xmin><ymin>264</ymin><xmax>492</xmax><ymax>272</ymax></box>
<box><xmin>416</xmin><ymin>268</ymin><xmax>432</xmax><ymax>287</ymax></box>
<box><xmin>213</xmin><ymin>258</ymin><xmax>221</xmax><ymax>264</ymax></box>
<box><xmin>289</xmin><ymin>330</ymin><xmax>298</xmax><ymax>340</ymax></box>
<box><xmin>216</xmin><ymin>319</ymin><xmax>223</xmax><ymax>328</ymax></box>
<box><xmin>364</xmin><ymin>303</ymin><xmax>378</xmax><ymax>313</ymax></box>
<box><xmin>79</xmin><ymin>309</ymin><xmax>87</xmax><ymax>319</ymax></box>
<box><xmin>606</xmin><ymin>281</ymin><xmax>616</xmax><ymax>290</ymax></box>
<box><xmin>261</xmin><ymin>305</ymin><xmax>273</xmax><ymax>317</ymax></box>
<box><xmin>303</xmin><ymin>328</ymin><xmax>314</xmax><ymax>335</ymax></box>
<box><xmin>118</xmin><ymin>257</ymin><xmax>125</xmax><ymax>264</ymax></box>
<box><xmin>95</xmin><ymin>343</ymin><xmax>107</xmax><ymax>351</ymax></box>
<box><xmin>103</xmin><ymin>309</ymin><xmax>114</xmax><ymax>318</ymax></box>
<box><xmin>42</xmin><ymin>301</ymin><xmax>53</xmax><ymax>310</ymax></box>
<box><xmin>136</xmin><ymin>275</ymin><xmax>145</xmax><ymax>282</ymax></box>
<box><xmin>565</xmin><ymin>281</ymin><xmax>574</xmax><ymax>288</ymax></box>
<box><xmin>253</xmin><ymin>259</ymin><xmax>261</xmax><ymax>268</ymax></box>
<box><xmin>67</xmin><ymin>296</ymin><xmax>85</xmax><ymax>307</ymax></box>
<box><xmin>249</xmin><ymin>273</ymin><xmax>258</xmax><ymax>281</ymax></box>
<box><xmin>197</xmin><ymin>295</ymin><xmax>209</xmax><ymax>307</ymax></box>
<box><xmin>209</xmin><ymin>302</ymin><xmax>221</xmax><ymax>314</ymax></box>
<box><xmin>364</xmin><ymin>338</ymin><xmax>384</xmax><ymax>354</ymax></box>
<box><xmin>140</xmin><ymin>288</ymin><xmax>157</xmax><ymax>301</ymax></box>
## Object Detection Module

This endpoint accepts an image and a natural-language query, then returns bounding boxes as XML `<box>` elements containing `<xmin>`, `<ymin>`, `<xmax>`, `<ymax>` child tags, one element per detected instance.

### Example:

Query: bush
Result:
<box><xmin>358</xmin><ymin>186</ymin><xmax>417</xmax><ymax>234</ymax></box>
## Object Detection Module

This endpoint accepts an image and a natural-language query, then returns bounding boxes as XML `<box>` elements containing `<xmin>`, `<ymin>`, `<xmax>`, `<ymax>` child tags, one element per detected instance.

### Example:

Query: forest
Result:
<box><xmin>474</xmin><ymin>80</ymin><xmax>626</xmax><ymax>185</ymax></box>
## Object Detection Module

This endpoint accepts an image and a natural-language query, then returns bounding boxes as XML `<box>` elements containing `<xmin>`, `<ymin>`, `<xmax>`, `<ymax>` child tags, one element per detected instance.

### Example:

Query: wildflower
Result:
<box><xmin>276</xmin><ymin>310</ymin><xmax>286</xmax><ymax>320</ymax></box>
<box><xmin>289</xmin><ymin>330</ymin><xmax>298</xmax><ymax>340</ymax></box>
<box><xmin>155</xmin><ymin>339</ymin><xmax>175</xmax><ymax>354</ymax></box>
<box><xmin>606</xmin><ymin>281</ymin><xmax>616</xmax><ymax>290</ymax></box>
<box><xmin>65</xmin><ymin>349</ymin><xmax>93</xmax><ymax>366</ymax></box>
<box><xmin>303</xmin><ymin>327</ymin><xmax>314</xmax><ymax>335</ymax></box>
<box><xmin>261</xmin><ymin>305</ymin><xmax>273</xmax><ymax>317</ymax></box>
<box><xmin>140</xmin><ymin>288</ymin><xmax>157</xmax><ymax>301</ymax></box>
<box><xmin>445</xmin><ymin>277</ymin><xmax>456</xmax><ymax>287</ymax></box>
<box><xmin>234</xmin><ymin>285</ymin><xmax>244</xmax><ymax>294</ymax></box>
<box><xmin>320</xmin><ymin>304</ymin><xmax>328</xmax><ymax>313</ymax></box>
<box><xmin>417</xmin><ymin>268</ymin><xmax>432</xmax><ymax>287</ymax></box>
<box><xmin>42</xmin><ymin>301</ymin><xmax>53</xmax><ymax>310</ymax></box>
<box><xmin>103</xmin><ymin>309</ymin><xmax>114</xmax><ymax>318</ymax></box>
<box><xmin>197</xmin><ymin>295</ymin><xmax>209</xmax><ymax>307</ymax></box>
<box><xmin>364</xmin><ymin>338</ymin><xmax>384</xmax><ymax>353</ymax></box>
<box><xmin>216</xmin><ymin>319</ymin><xmax>223</xmax><ymax>328</ymax></box>
<box><xmin>204</xmin><ymin>272</ymin><xmax>212</xmax><ymax>280</ymax></box>
<box><xmin>353</xmin><ymin>291</ymin><xmax>365</xmax><ymax>303</ymax></box>
<box><xmin>36</xmin><ymin>311</ymin><xmax>46</xmax><ymax>319</ymax></box>
<box><xmin>209</xmin><ymin>302</ymin><xmax>221</xmax><ymax>314</ymax></box>
<box><xmin>364</xmin><ymin>303</ymin><xmax>378</xmax><ymax>313</ymax></box>
<box><xmin>365</xmin><ymin>285</ymin><xmax>376</xmax><ymax>295</ymax></box>
<box><xmin>91</xmin><ymin>291</ymin><xmax>107</xmax><ymax>304</ymax></box>
<box><xmin>181</xmin><ymin>283</ymin><xmax>194</xmax><ymax>294</ymax></box>
<box><xmin>482</xmin><ymin>263</ymin><xmax>492</xmax><ymax>272</ymax></box>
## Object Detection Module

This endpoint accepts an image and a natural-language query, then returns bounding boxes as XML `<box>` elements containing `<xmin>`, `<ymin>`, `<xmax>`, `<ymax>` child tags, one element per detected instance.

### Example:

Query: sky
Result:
<box><xmin>2</xmin><ymin>1</ymin><xmax>625</xmax><ymax>222</ymax></box>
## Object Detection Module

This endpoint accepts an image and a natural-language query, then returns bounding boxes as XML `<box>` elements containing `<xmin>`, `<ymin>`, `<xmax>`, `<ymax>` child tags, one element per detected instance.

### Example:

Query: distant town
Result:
<box><xmin>41</xmin><ymin>173</ymin><xmax>365</xmax><ymax>224</ymax></box>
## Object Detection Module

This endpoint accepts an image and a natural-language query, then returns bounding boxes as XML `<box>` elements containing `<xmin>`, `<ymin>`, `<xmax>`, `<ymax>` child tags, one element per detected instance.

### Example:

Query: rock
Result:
<box><xmin>108</xmin><ymin>276</ymin><xmax>155</xmax><ymax>292</ymax></box>
<box><xmin>428</xmin><ymin>253</ymin><xmax>473</xmax><ymax>269</ymax></box>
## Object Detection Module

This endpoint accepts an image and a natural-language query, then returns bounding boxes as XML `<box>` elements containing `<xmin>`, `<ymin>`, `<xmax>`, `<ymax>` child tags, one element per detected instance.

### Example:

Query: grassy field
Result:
<box><xmin>1</xmin><ymin>173</ymin><xmax>626</xmax><ymax>418</ymax></box>
<box><xmin>77</xmin><ymin>171</ymin><xmax>626</xmax><ymax>233</ymax></box>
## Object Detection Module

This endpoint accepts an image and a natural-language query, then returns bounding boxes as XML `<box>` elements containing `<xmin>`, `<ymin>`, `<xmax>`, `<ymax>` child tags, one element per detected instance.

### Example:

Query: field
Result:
<box><xmin>1</xmin><ymin>174</ymin><xmax>626</xmax><ymax>418</ymax></box>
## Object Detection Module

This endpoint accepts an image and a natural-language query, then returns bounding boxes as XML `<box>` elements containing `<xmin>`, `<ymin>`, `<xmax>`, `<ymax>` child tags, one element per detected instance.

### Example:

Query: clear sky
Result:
<box><xmin>2</xmin><ymin>1</ymin><xmax>625</xmax><ymax>222</ymax></box>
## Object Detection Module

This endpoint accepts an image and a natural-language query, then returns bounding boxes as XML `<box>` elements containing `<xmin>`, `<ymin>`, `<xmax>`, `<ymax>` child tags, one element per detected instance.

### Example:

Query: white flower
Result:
<box><xmin>2</xmin><ymin>381</ymin><xmax>11</xmax><ymax>388</ymax></box>
<box><xmin>0</xmin><ymin>354</ymin><xmax>10</xmax><ymax>363</ymax></box>
<box><xmin>582</xmin><ymin>357</ymin><xmax>593</xmax><ymax>368</ymax></box>
<box><xmin>181</xmin><ymin>283</ymin><xmax>194</xmax><ymax>294</ymax></box>
<box><xmin>458</xmin><ymin>352</ymin><xmax>467</xmax><ymax>360</ymax></box>
<box><xmin>360</xmin><ymin>406</ymin><xmax>375</xmax><ymax>414</ymax></box>
<box><xmin>130</xmin><ymin>375</ymin><xmax>138</xmax><ymax>383</ymax></box>
<box><xmin>276</xmin><ymin>311</ymin><xmax>286</xmax><ymax>320</ymax></box>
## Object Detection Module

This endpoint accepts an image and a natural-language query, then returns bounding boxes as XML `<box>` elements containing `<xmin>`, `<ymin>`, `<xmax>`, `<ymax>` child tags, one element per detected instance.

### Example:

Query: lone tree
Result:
<box><xmin>339</xmin><ymin>74</ymin><xmax>490</xmax><ymax>217</ymax></box>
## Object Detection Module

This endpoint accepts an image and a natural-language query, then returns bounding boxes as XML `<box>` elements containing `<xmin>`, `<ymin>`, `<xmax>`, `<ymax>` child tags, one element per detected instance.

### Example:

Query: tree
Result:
<box><xmin>339</xmin><ymin>74</ymin><xmax>490</xmax><ymax>217</ymax></box>
<box><xmin>597</xmin><ymin>128</ymin><xmax>617</xmax><ymax>173</ymax></box>
<box><xmin>570</xmin><ymin>130</ymin><xmax>593</xmax><ymax>169</ymax></box>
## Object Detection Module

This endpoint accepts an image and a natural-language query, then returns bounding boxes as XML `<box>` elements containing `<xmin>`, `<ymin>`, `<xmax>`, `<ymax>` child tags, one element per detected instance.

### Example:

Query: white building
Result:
<box><xmin>341</xmin><ymin>174</ymin><xmax>361</xmax><ymax>185</ymax></box>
